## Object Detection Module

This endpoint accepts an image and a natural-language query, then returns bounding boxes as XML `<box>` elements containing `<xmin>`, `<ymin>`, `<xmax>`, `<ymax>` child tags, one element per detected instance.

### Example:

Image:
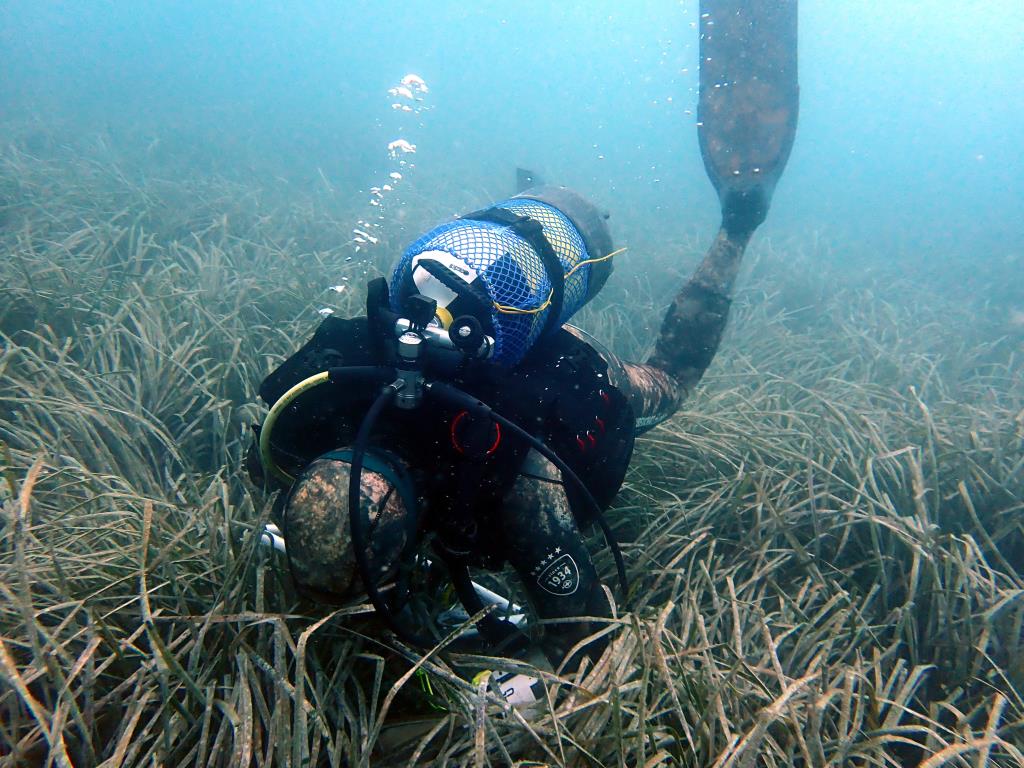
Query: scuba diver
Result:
<box><xmin>248</xmin><ymin>0</ymin><xmax>798</xmax><ymax>669</ymax></box>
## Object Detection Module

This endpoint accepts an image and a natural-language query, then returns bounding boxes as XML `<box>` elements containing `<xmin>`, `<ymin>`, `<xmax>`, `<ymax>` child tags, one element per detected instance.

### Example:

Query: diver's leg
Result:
<box><xmin>594</xmin><ymin>231</ymin><xmax>746</xmax><ymax>433</ymax></box>
<box><xmin>498</xmin><ymin>450</ymin><xmax>613</xmax><ymax>662</ymax></box>
<box><xmin>646</xmin><ymin>228</ymin><xmax>750</xmax><ymax>396</ymax></box>
<box><xmin>599</xmin><ymin>0</ymin><xmax>799</xmax><ymax>431</ymax></box>
<box><xmin>564</xmin><ymin>324</ymin><xmax>686</xmax><ymax>434</ymax></box>
<box><xmin>283</xmin><ymin>449</ymin><xmax>417</xmax><ymax>601</ymax></box>
<box><xmin>627</xmin><ymin>0</ymin><xmax>800</xmax><ymax>412</ymax></box>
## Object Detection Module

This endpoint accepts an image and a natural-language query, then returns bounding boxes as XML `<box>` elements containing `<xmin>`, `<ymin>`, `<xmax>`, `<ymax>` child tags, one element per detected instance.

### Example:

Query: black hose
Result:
<box><xmin>327</xmin><ymin>365</ymin><xmax>395</xmax><ymax>384</ymax></box>
<box><xmin>348</xmin><ymin>383</ymin><xmax>435</xmax><ymax>648</ymax></box>
<box><xmin>342</xmin><ymin>368</ymin><xmax>629</xmax><ymax>652</ymax></box>
<box><xmin>444</xmin><ymin>553</ymin><xmax>529</xmax><ymax>656</ymax></box>
<box><xmin>336</xmin><ymin>366</ymin><xmax>417</xmax><ymax>554</ymax></box>
<box><xmin>489</xmin><ymin>409</ymin><xmax>630</xmax><ymax>600</ymax></box>
<box><xmin>426</xmin><ymin>381</ymin><xmax>630</xmax><ymax>600</ymax></box>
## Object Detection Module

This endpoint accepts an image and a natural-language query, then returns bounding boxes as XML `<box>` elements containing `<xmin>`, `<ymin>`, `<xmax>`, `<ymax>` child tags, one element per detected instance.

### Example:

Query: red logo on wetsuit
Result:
<box><xmin>450</xmin><ymin>410</ymin><xmax>501</xmax><ymax>456</ymax></box>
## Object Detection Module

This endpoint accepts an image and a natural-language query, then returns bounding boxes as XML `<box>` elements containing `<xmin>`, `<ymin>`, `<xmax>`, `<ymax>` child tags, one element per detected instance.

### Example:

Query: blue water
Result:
<box><xmin>2</xmin><ymin>1</ymin><xmax>1021</xmax><ymax>274</ymax></box>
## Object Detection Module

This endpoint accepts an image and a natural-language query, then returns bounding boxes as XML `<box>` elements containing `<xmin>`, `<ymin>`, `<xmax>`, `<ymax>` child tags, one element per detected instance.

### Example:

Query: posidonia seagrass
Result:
<box><xmin>1</xmin><ymin>129</ymin><xmax>1022</xmax><ymax>767</ymax></box>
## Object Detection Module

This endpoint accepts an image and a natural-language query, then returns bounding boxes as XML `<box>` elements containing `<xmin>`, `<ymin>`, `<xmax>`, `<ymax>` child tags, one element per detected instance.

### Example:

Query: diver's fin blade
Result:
<box><xmin>698</xmin><ymin>0</ymin><xmax>799</xmax><ymax>232</ymax></box>
<box><xmin>516</xmin><ymin>168</ymin><xmax>543</xmax><ymax>194</ymax></box>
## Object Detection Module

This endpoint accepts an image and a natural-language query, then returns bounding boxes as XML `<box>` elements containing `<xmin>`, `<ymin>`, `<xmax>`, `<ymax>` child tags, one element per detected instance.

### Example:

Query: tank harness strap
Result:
<box><xmin>461</xmin><ymin>206</ymin><xmax>565</xmax><ymax>336</ymax></box>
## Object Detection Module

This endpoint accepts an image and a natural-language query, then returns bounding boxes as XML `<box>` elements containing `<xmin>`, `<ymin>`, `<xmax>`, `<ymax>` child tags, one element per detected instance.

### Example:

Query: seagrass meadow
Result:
<box><xmin>1</xmin><ymin>130</ymin><xmax>1023</xmax><ymax>767</ymax></box>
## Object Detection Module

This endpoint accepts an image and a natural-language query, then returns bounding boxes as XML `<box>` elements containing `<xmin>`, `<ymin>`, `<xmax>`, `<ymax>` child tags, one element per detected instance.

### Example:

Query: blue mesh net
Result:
<box><xmin>391</xmin><ymin>199</ymin><xmax>594</xmax><ymax>366</ymax></box>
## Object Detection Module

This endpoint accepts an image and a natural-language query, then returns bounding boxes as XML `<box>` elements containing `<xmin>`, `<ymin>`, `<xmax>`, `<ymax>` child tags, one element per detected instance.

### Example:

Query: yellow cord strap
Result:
<box><xmin>492</xmin><ymin>247</ymin><xmax>628</xmax><ymax>315</ymax></box>
<box><xmin>258</xmin><ymin>370</ymin><xmax>331</xmax><ymax>485</ymax></box>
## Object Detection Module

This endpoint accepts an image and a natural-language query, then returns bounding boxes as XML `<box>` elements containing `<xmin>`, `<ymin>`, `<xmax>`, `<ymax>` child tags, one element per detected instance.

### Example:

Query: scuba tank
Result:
<box><xmin>389</xmin><ymin>186</ymin><xmax>616</xmax><ymax>366</ymax></box>
<box><xmin>253</xmin><ymin>186</ymin><xmax>629</xmax><ymax>667</ymax></box>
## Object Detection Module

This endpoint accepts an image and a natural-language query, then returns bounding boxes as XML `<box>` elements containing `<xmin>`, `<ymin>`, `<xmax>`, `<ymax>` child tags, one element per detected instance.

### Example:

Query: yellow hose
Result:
<box><xmin>259</xmin><ymin>371</ymin><xmax>331</xmax><ymax>485</ymax></box>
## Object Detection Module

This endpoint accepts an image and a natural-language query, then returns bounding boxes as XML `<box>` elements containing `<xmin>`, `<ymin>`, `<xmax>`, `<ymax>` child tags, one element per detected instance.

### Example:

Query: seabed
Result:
<box><xmin>1</xmin><ymin>128</ymin><xmax>1022</xmax><ymax>766</ymax></box>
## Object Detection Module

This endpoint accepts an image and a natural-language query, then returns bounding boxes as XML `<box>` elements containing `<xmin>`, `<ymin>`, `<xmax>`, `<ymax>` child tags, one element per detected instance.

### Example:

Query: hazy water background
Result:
<box><xmin>2</xmin><ymin>0</ymin><xmax>1022</xmax><ymax>312</ymax></box>
<box><xmin>2</xmin><ymin>6</ymin><xmax>1023</xmax><ymax>761</ymax></box>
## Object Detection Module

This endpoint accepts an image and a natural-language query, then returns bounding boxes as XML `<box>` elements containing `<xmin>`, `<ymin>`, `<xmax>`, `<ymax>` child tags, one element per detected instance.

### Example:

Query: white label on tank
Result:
<box><xmin>413</xmin><ymin>250</ymin><xmax>479</xmax><ymax>289</ymax></box>
<box><xmin>412</xmin><ymin>251</ymin><xmax>481</xmax><ymax>309</ymax></box>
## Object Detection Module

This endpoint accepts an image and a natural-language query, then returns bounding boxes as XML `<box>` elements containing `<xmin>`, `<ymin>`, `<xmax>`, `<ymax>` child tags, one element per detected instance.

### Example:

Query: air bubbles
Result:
<box><xmin>387</xmin><ymin>75</ymin><xmax>430</xmax><ymax>119</ymax></box>
<box><xmin>343</xmin><ymin>73</ymin><xmax>432</xmax><ymax>266</ymax></box>
<box><xmin>401</xmin><ymin>73</ymin><xmax>429</xmax><ymax>94</ymax></box>
<box><xmin>387</xmin><ymin>139</ymin><xmax>417</xmax><ymax>157</ymax></box>
<box><xmin>352</xmin><ymin>228</ymin><xmax>379</xmax><ymax>245</ymax></box>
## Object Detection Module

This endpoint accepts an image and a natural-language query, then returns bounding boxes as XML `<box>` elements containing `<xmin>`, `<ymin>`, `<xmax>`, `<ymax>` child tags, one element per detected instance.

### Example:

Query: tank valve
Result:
<box><xmin>395</xmin><ymin>331</ymin><xmax>424</xmax><ymax>409</ymax></box>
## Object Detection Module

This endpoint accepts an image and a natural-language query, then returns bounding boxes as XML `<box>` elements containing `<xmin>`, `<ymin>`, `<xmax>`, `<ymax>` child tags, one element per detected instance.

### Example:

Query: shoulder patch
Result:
<box><xmin>537</xmin><ymin>553</ymin><xmax>580</xmax><ymax>596</ymax></box>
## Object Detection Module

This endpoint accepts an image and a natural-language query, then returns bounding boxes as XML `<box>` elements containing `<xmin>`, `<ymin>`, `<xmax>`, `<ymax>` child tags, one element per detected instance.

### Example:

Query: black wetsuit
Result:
<box><xmin>253</xmin><ymin>314</ymin><xmax>641</xmax><ymax>655</ymax></box>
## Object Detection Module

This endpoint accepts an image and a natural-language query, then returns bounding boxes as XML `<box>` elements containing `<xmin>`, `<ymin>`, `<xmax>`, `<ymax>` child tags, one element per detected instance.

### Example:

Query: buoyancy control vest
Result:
<box><xmin>256</xmin><ymin>311</ymin><xmax>635</xmax><ymax>566</ymax></box>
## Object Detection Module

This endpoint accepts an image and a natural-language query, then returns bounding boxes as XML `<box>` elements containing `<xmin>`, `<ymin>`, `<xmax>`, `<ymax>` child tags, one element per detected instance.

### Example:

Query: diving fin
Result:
<box><xmin>698</xmin><ymin>0</ymin><xmax>799</xmax><ymax>235</ymax></box>
<box><xmin>648</xmin><ymin>0</ymin><xmax>800</xmax><ymax>386</ymax></box>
